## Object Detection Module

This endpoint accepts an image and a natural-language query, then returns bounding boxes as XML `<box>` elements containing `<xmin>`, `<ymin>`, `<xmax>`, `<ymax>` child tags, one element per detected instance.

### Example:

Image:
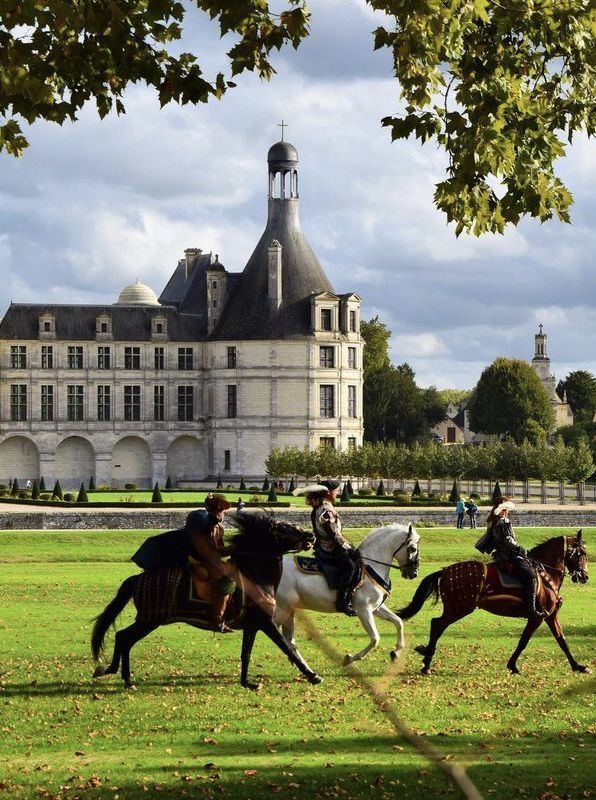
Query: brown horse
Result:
<box><xmin>397</xmin><ymin>531</ymin><xmax>589</xmax><ymax>675</ymax></box>
<box><xmin>91</xmin><ymin>514</ymin><xmax>322</xmax><ymax>690</ymax></box>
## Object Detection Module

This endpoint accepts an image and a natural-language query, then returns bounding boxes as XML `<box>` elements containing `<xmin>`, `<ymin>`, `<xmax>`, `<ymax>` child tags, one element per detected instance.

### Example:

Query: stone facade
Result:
<box><xmin>0</xmin><ymin>141</ymin><xmax>363</xmax><ymax>488</ymax></box>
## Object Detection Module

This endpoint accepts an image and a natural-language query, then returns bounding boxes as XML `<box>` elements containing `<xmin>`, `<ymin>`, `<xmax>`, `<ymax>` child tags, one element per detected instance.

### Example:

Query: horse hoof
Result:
<box><xmin>389</xmin><ymin>650</ymin><xmax>399</xmax><ymax>662</ymax></box>
<box><xmin>342</xmin><ymin>654</ymin><xmax>353</xmax><ymax>667</ymax></box>
<box><xmin>124</xmin><ymin>681</ymin><xmax>137</xmax><ymax>691</ymax></box>
<box><xmin>308</xmin><ymin>674</ymin><xmax>323</xmax><ymax>685</ymax></box>
<box><xmin>414</xmin><ymin>645</ymin><xmax>428</xmax><ymax>656</ymax></box>
<box><xmin>92</xmin><ymin>664</ymin><xmax>107</xmax><ymax>679</ymax></box>
<box><xmin>420</xmin><ymin>667</ymin><xmax>431</xmax><ymax>675</ymax></box>
<box><xmin>244</xmin><ymin>682</ymin><xmax>262</xmax><ymax>692</ymax></box>
<box><xmin>574</xmin><ymin>664</ymin><xmax>590</xmax><ymax>673</ymax></box>
<box><xmin>507</xmin><ymin>665</ymin><xmax>520</xmax><ymax>675</ymax></box>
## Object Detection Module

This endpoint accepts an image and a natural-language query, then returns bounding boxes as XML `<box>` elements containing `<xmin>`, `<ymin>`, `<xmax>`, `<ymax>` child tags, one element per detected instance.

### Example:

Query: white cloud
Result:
<box><xmin>0</xmin><ymin>1</ymin><xmax>594</xmax><ymax>390</ymax></box>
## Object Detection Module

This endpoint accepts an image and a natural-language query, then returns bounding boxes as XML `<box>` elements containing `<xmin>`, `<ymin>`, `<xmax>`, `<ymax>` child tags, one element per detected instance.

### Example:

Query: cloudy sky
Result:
<box><xmin>1</xmin><ymin>0</ymin><xmax>594</xmax><ymax>390</ymax></box>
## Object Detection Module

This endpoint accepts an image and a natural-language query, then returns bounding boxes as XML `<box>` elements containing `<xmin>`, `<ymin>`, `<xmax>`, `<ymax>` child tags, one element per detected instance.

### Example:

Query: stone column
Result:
<box><xmin>95</xmin><ymin>452</ymin><xmax>112</xmax><ymax>488</ymax></box>
<box><xmin>152</xmin><ymin>453</ymin><xmax>168</xmax><ymax>489</ymax></box>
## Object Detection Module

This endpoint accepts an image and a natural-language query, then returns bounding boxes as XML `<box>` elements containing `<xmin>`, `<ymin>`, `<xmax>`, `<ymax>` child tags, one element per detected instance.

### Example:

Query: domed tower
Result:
<box><xmin>212</xmin><ymin>137</ymin><xmax>334</xmax><ymax>339</ymax></box>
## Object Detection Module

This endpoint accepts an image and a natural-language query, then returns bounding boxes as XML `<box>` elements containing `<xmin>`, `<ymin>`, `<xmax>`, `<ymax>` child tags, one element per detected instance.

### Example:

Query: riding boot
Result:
<box><xmin>335</xmin><ymin>586</ymin><xmax>357</xmax><ymax>617</ymax></box>
<box><xmin>212</xmin><ymin>594</ymin><xmax>234</xmax><ymax>633</ymax></box>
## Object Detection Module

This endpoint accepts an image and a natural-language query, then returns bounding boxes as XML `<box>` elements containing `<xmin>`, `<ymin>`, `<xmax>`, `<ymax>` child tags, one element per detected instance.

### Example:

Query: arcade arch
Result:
<box><xmin>0</xmin><ymin>436</ymin><xmax>39</xmax><ymax>484</ymax></box>
<box><xmin>55</xmin><ymin>436</ymin><xmax>95</xmax><ymax>489</ymax></box>
<box><xmin>111</xmin><ymin>437</ymin><xmax>151</xmax><ymax>488</ymax></box>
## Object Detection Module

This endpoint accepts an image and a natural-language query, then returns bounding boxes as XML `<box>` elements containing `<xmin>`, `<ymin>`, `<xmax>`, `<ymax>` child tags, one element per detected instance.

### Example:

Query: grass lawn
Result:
<box><xmin>0</xmin><ymin>527</ymin><xmax>594</xmax><ymax>800</ymax></box>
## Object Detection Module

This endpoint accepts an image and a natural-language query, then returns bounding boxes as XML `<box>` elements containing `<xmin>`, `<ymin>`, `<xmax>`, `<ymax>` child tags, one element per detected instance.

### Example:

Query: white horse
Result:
<box><xmin>275</xmin><ymin>524</ymin><xmax>420</xmax><ymax>669</ymax></box>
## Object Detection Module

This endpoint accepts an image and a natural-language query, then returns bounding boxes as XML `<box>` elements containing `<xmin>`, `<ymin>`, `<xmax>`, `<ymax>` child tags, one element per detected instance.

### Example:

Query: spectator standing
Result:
<box><xmin>466</xmin><ymin>499</ymin><xmax>478</xmax><ymax>529</ymax></box>
<box><xmin>455</xmin><ymin>497</ymin><xmax>466</xmax><ymax>529</ymax></box>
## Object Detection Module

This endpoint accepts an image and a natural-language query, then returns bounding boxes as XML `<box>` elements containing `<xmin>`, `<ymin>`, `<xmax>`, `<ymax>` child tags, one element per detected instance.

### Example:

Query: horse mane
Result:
<box><xmin>226</xmin><ymin>512</ymin><xmax>275</xmax><ymax>553</ymax></box>
<box><xmin>359</xmin><ymin>523</ymin><xmax>415</xmax><ymax>550</ymax></box>
<box><xmin>528</xmin><ymin>534</ymin><xmax>566</xmax><ymax>558</ymax></box>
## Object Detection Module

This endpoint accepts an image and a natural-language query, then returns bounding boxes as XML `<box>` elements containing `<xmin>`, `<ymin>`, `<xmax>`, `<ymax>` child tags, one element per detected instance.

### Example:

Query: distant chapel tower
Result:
<box><xmin>530</xmin><ymin>324</ymin><xmax>573</xmax><ymax>430</ymax></box>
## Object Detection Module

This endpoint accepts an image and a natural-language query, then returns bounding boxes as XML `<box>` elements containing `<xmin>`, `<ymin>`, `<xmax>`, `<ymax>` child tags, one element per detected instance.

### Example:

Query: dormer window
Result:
<box><xmin>39</xmin><ymin>313</ymin><xmax>56</xmax><ymax>339</ymax></box>
<box><xmin>95</xmin><ymin>314</ymin><xmax>112</xmax><ymax>339</ymax></box>
<box><xmin>151</xmin><ymin>315</ymin><xmax>168</xmax><ymax>339</ymax></box>
<box><xmin>321</xmin><ymin>308</ymin><xmax>332</xmax><ymax>331</ymax></box>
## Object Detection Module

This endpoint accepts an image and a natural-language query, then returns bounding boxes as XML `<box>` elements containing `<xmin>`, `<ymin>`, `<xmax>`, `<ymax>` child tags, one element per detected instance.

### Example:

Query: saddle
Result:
<box><xmin>294</xmin><ymin>555</ymin><xmax>391</xmax><ymax>596</ymax></box>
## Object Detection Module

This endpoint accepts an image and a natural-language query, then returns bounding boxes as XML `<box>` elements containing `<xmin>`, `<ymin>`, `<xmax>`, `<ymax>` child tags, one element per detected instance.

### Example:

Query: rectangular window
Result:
<box><xmin>349</xmin><ymin>309</ymin><xmax>357</xmax><ymax>332</ymax></box>
<box><xmin>98</xmin><ymin>346</ymin><xmax>111</xmax><ymax>370</ymax></box>
<box><xmin>178</xmin><ymin>347</ymin><xmax>193</xmax><ymax>370</ymax></box>
<box><xmin>224</xmin><ymin>450</ymin><xmax>231</xmax><ymax>471</ymax></box>
<box><xmin>67</xmin><ymin>385</ymin><xmax>84</xmax><ymax>421</ymax></box>
<box><xmin>320</xmin><ymin>308</ymin><xmax>332</xmax><ymax>331</ymax></box>
<box><xmin>177</xmin><ymin>385</ymin><xmax>193</xmax><ymax>421</ymax></box>
<box><xmin>348</xmin><ymin>346</ymin><xmax>356</xmax><ymax>369</ymax></box>
<box><xmin>227</xmin><ymin>385</ymin><xmax>237</xmax><ymax>418</ymax></box>
<box><xmin>348</xmin><ymin>385</ymin><xmax>357</xmax><ymax>418</ymax></box>
<box><xmin>154</xmin><ymin>346</ymin><xmax>165</xmax><ymax>370</ymax></box>
<box><xmin>10</xmin><ymin>345</ymin><xmax>27</xmax><ymax>369</ymax></box>
<box><xmin>41</xmin><ymin>345</ymin><xmax>54</xmax><ymax>369</ymax></box>
<box><xmin>227</xmin><ymin>346</ymin><xmax>237</xmax><ymax>369</ymax></box>
<box><xmin>319</xmin><ymin>346</ymin><xmax>335</xmax><ymax>368</ymax></box>
<box><xmin>320</xmin><ymin>437</ymin><xmax>335</xmax><ymax>449</ymax></box>
<box><xmin>97</xmin><ymin>385</ymin><xmax>111</xmax><ymax>421</ymax></box>
<box><xmin>10</xmin><ymin>384</ymin><xmax>27</xmax><ymax>421</ymax></box>
<box><xmin>124</xmin><ymin>347</ymin><xmax>140</xmax><ymax>370</ymax></box>
<box><xmin>347</xmin><ymin>436</ymin><xmax>357</xmax><ymax>449</ymax></box>
<box><xmin>41</xmin><ymin>385</ymin><xmax>54</xmax><ymax>421</ymax></box>
<box><xmin>67</xmin><ymin>346</ymin><xmax>84</xmax><ymax>369</ymax></box>
<box><xmin>154</xmin><ymin>385</ymin><xmax>165</xmax><ymax>421</ymax></box>
<box><xmin>124</xmin><ymin>385</ymin><xmax>141</xmax><ymax>421</ymax></box>
<box><xmin>320</xmin><ymin>385</ymin><xmax>335</xmax><ymax>418</ymax></box>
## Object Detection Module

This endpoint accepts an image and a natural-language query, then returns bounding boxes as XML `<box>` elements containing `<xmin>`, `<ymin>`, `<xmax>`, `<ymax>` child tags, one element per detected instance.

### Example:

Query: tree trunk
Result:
<box><xmin>523</xmin><ymin>479</ymin><xmax>529</xmax><ymax>503</ymax></box>
<box><xmin>558</xmin><ymin>480</ymin><xmax>565</xmax><ymax>504</ymax></box>
<box><xmin>540</xmin><ymin>480</ymin><xmax>547</xmax><ymax>504</ymax></box>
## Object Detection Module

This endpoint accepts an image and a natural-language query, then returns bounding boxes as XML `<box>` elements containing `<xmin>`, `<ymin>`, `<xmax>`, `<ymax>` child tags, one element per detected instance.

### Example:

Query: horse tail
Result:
<box><xmin>91</xmin><ymin>574</ymin><xmax>138</xmax><ymax>660</ymax></box>
<box><xmin>396</xmin><ymin>570</ymin><xmax>442</xmax><ymax>620</ymax></box>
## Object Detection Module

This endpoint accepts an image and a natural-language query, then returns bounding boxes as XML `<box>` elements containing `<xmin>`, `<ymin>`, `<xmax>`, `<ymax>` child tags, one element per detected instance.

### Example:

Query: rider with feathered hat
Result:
<box><xmin>294</xmin><ymin>480</ymin><xmax>357</xmax><ymax>615</ymax></box>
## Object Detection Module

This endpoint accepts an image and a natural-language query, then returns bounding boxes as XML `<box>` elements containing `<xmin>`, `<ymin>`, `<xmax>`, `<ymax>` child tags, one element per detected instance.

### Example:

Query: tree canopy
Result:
<box><xmin>556</xmin><ymin>370</ymin><xmax>596</xmax><ymax>423</ymax></box>
<box><xmin>467</xmin><ymin>357</ymin><xmax>554</xmax><ymax>443</ymax></box>
<box><xmin>360</xmin><ymin>317</ymin><xmax>447</xmax><ymax>444</ymax></box>
<box><xmin>1</xmin><ymin>1</ymin><xmax>594</xmax><ymax>234</ymax></box>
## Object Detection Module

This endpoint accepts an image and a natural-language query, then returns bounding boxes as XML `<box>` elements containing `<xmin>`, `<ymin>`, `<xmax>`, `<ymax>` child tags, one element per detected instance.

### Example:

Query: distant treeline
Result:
<box><xmin>266</xmin><ymin>439</ymin><xmax>594</xmax><ymax>483</ymax></box>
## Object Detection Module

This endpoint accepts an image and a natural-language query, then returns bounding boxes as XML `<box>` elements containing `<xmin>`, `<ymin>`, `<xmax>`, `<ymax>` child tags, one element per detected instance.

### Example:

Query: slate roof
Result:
<box><xmin>211</xmin><ymin>198</ymin><xmax>335</xmax><ymax>340</ymax></box>
<box><xmin>0</xmin><ymin>303</ymin><xmax>203</xmax><ymax>342</ymax></box>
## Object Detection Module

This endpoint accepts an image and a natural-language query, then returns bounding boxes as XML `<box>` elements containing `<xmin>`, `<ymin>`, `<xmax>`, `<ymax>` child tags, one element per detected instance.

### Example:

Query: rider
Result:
<box><xmin>477</xmin><ymin>498</ymin><xmax>544</xmax><ymax>622</ymax></box>
<box><xmin>187</xmin><ymin>495</ymin><xmax>236</xmax><ymax>633</ymax></box>
<box><xmin>295</xmin><ymin>479</ymin><xmax>358</xmax><ymax>615</ymax></box>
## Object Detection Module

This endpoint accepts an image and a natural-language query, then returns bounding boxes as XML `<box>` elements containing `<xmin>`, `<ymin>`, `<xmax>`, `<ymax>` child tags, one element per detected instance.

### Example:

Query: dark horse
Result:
<box><xmin>92</xmin><ymin>513</ymin><xmax>323</xmax><ymax>690</ymax></box>
<box><xmin>398</xmin><ymin>531</ymin><xmax>589</xmax><ymax>675</ymax></box>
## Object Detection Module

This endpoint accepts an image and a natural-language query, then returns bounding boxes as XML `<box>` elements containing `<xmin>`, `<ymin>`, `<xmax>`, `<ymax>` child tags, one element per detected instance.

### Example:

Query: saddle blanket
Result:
<box><xmin>294</xmin><ymin>555</ymin><xmax>391</xmax><ymax>594</ymax></box>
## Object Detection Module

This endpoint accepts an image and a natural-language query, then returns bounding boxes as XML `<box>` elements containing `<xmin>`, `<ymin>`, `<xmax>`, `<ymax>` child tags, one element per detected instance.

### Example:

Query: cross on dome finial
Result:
<box><xmin>538</xmin><ymin>323</ymin><xmax>544</xmax><ymax>335</ymax></box>
<box><xmin>278</xmin><ymin>119</ymin><xmax>287</xmax><ymax>141</ymax></box>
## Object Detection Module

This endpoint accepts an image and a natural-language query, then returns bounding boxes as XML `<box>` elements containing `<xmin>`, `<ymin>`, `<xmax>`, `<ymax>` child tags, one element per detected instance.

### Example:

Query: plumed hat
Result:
<box><xmin>205</xmin><ymin>494</ymin><xmax>231</xmax><ymax>514</ymax></box>
<box><xmin>293</xmin><ymin>484</ymin><xmax>328</xmax><ymax>497</ymax></box>
<box><xmin>493</xmin><ymin>500</ymin><xmax>516</xmax><ymax>515</ymax></box>
<box><xmin>293</xmin><ymin>479</ymin><xmax>340</xmax><ymax>497</ymax></box>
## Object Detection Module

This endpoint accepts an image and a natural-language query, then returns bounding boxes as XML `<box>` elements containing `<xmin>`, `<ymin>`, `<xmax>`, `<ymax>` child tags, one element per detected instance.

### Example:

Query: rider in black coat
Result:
<box><xmin>477</xmin><ymin>498</ymin><xmax>544</xmax><ymax>622</ymax></box>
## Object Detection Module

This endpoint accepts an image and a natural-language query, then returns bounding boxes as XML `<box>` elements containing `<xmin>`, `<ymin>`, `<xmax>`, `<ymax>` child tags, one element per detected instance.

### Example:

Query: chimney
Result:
<box><xmin>184</xmin><ymin>247</ymin><xmax>202</xmax><ymax>277</ymax></box>
<box><xmin>268</xmin><ymin>239</ymin><xmax>282</xmax><ymax>311</ymax></box>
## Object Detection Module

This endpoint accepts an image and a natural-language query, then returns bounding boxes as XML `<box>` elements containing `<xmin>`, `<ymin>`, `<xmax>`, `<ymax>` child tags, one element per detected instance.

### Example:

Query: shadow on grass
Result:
<box><xmin>3</xmin><ymin>732</ymin><xmax>593</xmax><ymax>800</ymax></box>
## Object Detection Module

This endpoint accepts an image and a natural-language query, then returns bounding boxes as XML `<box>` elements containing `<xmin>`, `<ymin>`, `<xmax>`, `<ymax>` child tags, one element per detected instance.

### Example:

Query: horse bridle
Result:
<box><xmin>362</xmin><ymin>536</ymin><xmax>419</xmax><ymax>571</ymax></box>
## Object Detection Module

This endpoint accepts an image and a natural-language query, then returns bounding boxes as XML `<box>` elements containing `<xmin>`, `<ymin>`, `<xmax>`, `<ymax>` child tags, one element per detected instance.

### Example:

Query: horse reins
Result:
<box><xmin>361</xmin><ymin>539</ymin><xmax>416</xmax><ymax>570</ymax></box>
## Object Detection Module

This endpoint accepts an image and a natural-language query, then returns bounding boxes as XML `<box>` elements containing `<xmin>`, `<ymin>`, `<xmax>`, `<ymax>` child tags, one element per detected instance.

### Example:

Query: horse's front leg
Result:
<box><xmin>545</xmin><ymin>613</ymin><xmax>590</xmax><ymax>673</ymax></box>
<box><xmin>240</xmin><ymin>625</ymin><xmax>260</xmax><ymax>690</ymax></box>
<box><xmin>374</xmin><ymin>603</ymin><xmax>405</xmax><ymax>662</ymax></box>
<box><xmin>343</xmin><ymin>605</ymin><xmax>380</xmax><ymax>667</ymax></box>
<box><xmin>506</xmin><ymin>617</ymin><xmax>543</xmax><ymax>674</ymax></box>
<box><xmin>259</xmin><ymin>615</ymin><xmax>322</xmax><ymax>685</ymax></box>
